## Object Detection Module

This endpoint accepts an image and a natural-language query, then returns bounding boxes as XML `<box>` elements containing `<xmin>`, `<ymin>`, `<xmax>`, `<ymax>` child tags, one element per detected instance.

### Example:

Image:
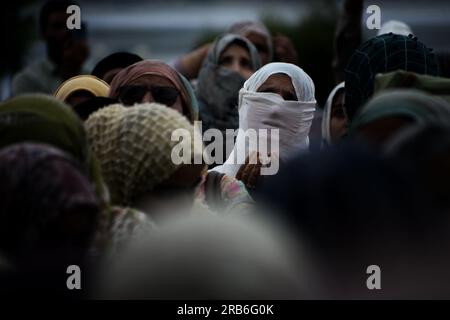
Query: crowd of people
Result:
<box><xmin>1</xmin><ymin>0</ymin><xmax>450</xmax><ymax>299</ymax></box>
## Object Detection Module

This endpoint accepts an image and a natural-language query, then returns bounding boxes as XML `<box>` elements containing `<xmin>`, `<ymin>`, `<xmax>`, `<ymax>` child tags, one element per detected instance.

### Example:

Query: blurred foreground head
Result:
<box><xmin>0</xmin><ymin>143</ymin><xmax>100</xmax><ymax>268</ymax></box>
<box><xmin>385</xmin><ymin>124</ymin><xmax>450</xmax><ymax>212</ymax></box>
<box><xmin>97</xmin><ymin>215</ymin><xmax>308</xmax><ymax>299</ymax></box>
<box><xmin>261</xmin><ymin>143</ymin><xmax>450</xmax><ymax>299</ymax></box>
<box><xmin>0</xmin><ymin>94</ymin><xmax>105</xmax><ymax>198</ymax></box>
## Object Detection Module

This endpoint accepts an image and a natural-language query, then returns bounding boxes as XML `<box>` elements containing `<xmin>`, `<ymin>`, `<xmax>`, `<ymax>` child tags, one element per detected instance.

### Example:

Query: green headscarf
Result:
<box><xmin>374</xmin><ymin>70</ymin><xmax>450</xmax><ymax>104</ymax></box>
<box><xmin>0</xmin><ymin>94</ymin><xmax>104</xmax><ymax>197</ymax></box>
<box><xmin>349</xmin><ymin>89</ymin><xmax>450</xmax><ymax>134</ymax></box>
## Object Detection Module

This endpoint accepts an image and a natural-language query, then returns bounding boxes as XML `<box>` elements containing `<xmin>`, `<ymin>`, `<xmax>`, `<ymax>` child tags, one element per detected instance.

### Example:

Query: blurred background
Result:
<box><xmin>2</xmin><ymin>0</ymin><xmax>450</xmax><ymax>103</ymax></box>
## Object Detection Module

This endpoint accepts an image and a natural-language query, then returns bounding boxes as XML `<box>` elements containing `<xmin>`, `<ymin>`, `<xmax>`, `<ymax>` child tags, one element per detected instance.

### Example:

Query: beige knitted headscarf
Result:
<box><xmin>85</xmin><ymin>103</ymin><xmax>203</xmax><ymax>206</ymax></box>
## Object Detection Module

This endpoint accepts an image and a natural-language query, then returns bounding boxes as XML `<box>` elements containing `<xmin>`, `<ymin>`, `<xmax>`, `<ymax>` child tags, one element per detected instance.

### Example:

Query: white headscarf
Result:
<box><xmin>321</xmin><ymin>82</ymin><xmax>345</xmax><ymax>148</ymax></box>
<box><xmin>212</xmin><ymin>62</ymin><xmax>316</xmax><ymax>177</ymax></box>
<box><xmin>377</xmin><ymin>20</ymin><xmax>413</xmax><ymax>37</ymax></box>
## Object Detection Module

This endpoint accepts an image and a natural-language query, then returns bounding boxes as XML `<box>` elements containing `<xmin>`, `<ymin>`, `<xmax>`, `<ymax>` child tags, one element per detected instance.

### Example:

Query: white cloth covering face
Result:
<box><xmin>212</xmin><ymin>62</ymin><xmax>316</xmax><ymax>177</ymax></box>
<box><xmin>321</xmin><ymin>82</ymin><xmax>345</xmax><ymax>148</ymax></box>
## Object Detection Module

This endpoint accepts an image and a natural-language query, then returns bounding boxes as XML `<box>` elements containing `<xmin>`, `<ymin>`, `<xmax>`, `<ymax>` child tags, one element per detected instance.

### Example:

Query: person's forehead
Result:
<box><xmin>262</xmin><ymin>73</ymin><xmax>293</xmax><ymax>87</ymax></box>
<box><xmin>131</xmin><ymin>74</ymin><xmax>176</xmax><ymax>87</ymax></box>
<box><xmin>221</xmin><ymin>44</ymin><xmax>250</xmax><ymax>56</ymax></box>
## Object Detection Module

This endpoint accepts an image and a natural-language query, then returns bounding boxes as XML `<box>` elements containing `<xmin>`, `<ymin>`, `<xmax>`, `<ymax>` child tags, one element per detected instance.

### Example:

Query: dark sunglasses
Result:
<box><xmin>118</xmin><ymin>85</ymin><xmax>180</xmax><ymax>106</ymax></box>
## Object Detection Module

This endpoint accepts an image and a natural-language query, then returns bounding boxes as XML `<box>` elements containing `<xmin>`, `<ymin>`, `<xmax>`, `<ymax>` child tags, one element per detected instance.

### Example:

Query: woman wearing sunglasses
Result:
<box><xmin>107</xmin><ymin>60</ymin><xmax>253</xmax><ymax>216</ymax></box>
<box><xmin>109</xmin><ymin>60</ymin><xmax>198</xmax><ymax>123</ymax></box>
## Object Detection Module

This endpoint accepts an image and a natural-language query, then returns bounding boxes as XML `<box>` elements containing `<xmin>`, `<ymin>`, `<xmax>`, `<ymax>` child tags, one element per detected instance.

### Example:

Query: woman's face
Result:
<box><xmin>257</xmin><ymin>73</ymin><xmax>297</xmax><ymax>101</ymax></box>
<box><xmin>330</xmin><ymin>91</ymin><xmax>348</xmax><ymax>143</ymax></box>
<box><xmin>127</xmin><ymin>75</ymin><xmax>185</xmax><ymax>115</ymax></box>
<box><xmin>219</xmin><ymin>44</ymin><xmax>254</xmax><ymax>80</ymax></box>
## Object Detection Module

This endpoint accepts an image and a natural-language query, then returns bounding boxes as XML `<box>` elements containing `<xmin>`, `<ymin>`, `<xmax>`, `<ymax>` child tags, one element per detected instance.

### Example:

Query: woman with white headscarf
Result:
<box><xmin>321</xmin><ymin>82</ymin><xmax>346</xmax><ymax>148</ymax></box>
<box><xmin>212</xmin><ymin>62</ymin><xmax>316</xmax><ymax>190</ymax></box>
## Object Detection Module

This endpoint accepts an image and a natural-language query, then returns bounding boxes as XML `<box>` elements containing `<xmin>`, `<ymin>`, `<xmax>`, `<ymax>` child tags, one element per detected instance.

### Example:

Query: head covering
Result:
<box><xmin>374</xmin><ymin>70</ymin><xmax>450</xmax><ymax>104</ymax></box>
<box><xmin>92</xmin><ymin>206</ymin><xmax>156</xmax><ymax>259</ymax></box>
<box><xmin>54</xmin><ymin>75</ymin><xmax>110</xmax><ymax>102</ymax></box>
<box><xmin>227</xmin><ymin>20</ymin><xmax>273</xmax><ymax>63</ymax></box>
<box><xmin>345</xmin><ymin>33</ymin><xmax>439</xmax><ymax>121</ymax></box>
<box><xmin>259</xmin><ymin>143</ymin><xmax>440</xmax><ymax>298</ymax></box>
<box><xmin>202</xmin><ymin>33</ymin><xmax>261</xmax><ymax>71</ymax></box>
<box><xmin>98</xmin><ymin>215</ymin><xmax>306</xmax><ymax>299</ymax></box>
<box><xmin>0</xmin><ymin>94</ymin><xmax>104</xmax><ymax>197</ymax></box>
<box><xmin>213</xmin><ymin>62</ymin><xmax>316</xmax><ymax>177</ymax></box>
<box><xmin>109</xmin><ymin>60</ymin><xmax>198</xmax><ymax>122</ymax></box>
<box><xmin>321</xmin><ymin>82</ymin><xmax>345</xmax><ymax>147</ymax></box>
<box><xmin>85</xmin><ymin>103</ymin><xmax>204</xmax><ymax>206</ymax></box>
<box><xmin>239</xmin><ymin>62</ymin><xmax>316</xmax><ymax>102</ymax></box>
<box><xmin>384</xmin><ymin>125</ymin><xmax>450</xmax><ymax>211</ymax></box>
<box><xmin>377</xmin><ymin>20</ymin><xmax>413</xmax><ymax>37</ymax></box>
<box><xmin>0</xmin><ymin>142</ymin><xmax>99</xmax><ymax>264</ymax></box>
<box><xmin>91</xmin><ymin>52</ymin><xmax>143</xmax><ymax>80</ymax></box>
<box><xmin>197</xmin><ymin>34</ymin><xmax>261</xmax><ymax>150</ymax></box>
<box><xmin>350</xmin><ymin>89</ymin><xmax>450</xmax><ymax>134</ymax></box>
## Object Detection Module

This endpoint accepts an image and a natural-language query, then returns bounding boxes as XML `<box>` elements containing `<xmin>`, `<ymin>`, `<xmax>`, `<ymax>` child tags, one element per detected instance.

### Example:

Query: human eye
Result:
<box><xmin>240</xmin><ymin>58</ymin><xmax>252</xmax><ymax>69</ymax></box>
<box><xmin>219</xmin><ymin>56</ymin><xmax>232</xmax><ymax>67</ymax></box>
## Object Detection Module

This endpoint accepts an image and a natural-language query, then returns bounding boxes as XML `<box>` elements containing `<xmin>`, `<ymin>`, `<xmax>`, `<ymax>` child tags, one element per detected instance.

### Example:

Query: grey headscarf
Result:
<box><xmin>197</xmin><ymin>34</ymin><xmax>261</xmax><ymax>134</ymax></box>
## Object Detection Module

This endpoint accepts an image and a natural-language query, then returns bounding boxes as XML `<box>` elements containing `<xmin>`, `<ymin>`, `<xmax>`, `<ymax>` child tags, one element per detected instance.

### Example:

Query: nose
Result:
<box><xmin>141</xmin><ymin>92</ymin><xmax>154</xmax><ymax>103</ymax></box>
<box><xmin>229</xmin><ymin>60</ymin><xmax>241</xmax><ymax>75</ymax></box>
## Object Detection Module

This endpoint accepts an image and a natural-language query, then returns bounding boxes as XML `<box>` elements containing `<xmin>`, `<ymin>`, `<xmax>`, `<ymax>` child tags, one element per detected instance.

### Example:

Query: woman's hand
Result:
<box><xmin>236</xmin><ymin>152</ymin><xmax>263</xmax><ymax>189</ymax></box>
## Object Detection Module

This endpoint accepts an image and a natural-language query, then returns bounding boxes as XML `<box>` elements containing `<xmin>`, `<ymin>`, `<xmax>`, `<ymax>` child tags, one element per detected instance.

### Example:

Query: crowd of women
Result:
<box><xmin>2</xmin><ymin>0</ymin><xmax>450</xmax><ymax>299</ymax></box>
